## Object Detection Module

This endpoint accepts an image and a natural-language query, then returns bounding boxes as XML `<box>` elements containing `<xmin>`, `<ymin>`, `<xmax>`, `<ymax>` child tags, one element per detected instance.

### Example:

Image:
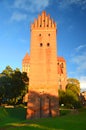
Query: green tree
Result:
<box><xmin>0</xmin><ymin>86</ymin><xmax>5</xmax><ymax>105</ymax></box>
<box><xmin>67</xmin><ymin>78</ymin><xmax>80</xmax><ymax>95</ymax></box>
<box><xmin>11</xmin><ymin>70</ymin><xmax>29</xmax><ymax>104</ymax></box>
<box><xmin>0</xmin><ymin>66</ymin><xmax>29</xmax><ymax>105</ymax></box>
<box><xmin>66</xmin><ymin>83</ymin><xmax>80</xmax><ymax>96</ymax></box>
<box><xmin>0</xmin><ymin>73</ymin><xmax>13</xmax><ymax>104</ymax></box>
<box><xmin>65</xmin><ymin>89</ymin><xmax>79</xmax><ymax>108</ymax></box>
<box><xmin>2</xmin><ymin>66</ymin><xmax>14</xmax><ymax>77</ymax></box>
<box><xmin>59</xmin><ymin>90</ymin><xmax>65</xmax><ymax>105</ymax></box>
<box><xmin>59</xmin><ymin>89</ymin><xmax>81</xmax><ymax>108</ymax></box>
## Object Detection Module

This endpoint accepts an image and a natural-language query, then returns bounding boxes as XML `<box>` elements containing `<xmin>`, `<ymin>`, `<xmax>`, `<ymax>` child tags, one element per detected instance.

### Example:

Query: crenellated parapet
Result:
<box><xmin>31</xmin><ymin>11</ymin><xmax>56</xmax><ymax>29</ymax></box>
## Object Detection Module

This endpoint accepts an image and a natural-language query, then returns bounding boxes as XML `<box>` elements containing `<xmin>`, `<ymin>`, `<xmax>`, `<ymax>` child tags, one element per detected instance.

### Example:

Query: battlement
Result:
<box><xmin>31</xmin><ymin>11</ymin><xmax>56</xmax><ymax>29</ymax></box>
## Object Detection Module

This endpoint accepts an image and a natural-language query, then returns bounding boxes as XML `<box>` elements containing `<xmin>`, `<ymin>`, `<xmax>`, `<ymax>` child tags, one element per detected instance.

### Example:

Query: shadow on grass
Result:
<box><xmin>0</xmin><ymin>107</ymin><xmax>86</xmax><ymax>130</ymax></box>
<box><xmin>5</xmin><ymin>107</ymin><xmax>26</xmax><ymax>120</ymax></box>
<box><xmin>8</xmin><ymin>108</ymin><xmax>86</xmax><ymax>130</ymax></box>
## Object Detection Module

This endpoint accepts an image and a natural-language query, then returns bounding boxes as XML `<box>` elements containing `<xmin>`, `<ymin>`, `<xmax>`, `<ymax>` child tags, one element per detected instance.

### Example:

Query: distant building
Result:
<box><xmin>80</xmin><ymin>91</ymin><xmax>86</xmax><ymax>106</ymax></box>
<box><xmin>22</xmin><ymin>11</ymin><xmax>67</xmax><ymax>119</ymax></box>
<box><xmin>22</xmin><ymin>53</ymin><xmax>30</xmax><ymax>77</ymax></box>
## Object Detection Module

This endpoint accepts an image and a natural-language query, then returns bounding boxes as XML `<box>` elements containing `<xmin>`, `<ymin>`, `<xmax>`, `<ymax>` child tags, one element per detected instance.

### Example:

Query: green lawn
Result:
<box><xmin>0</xmin><ymin>107</ymin><xmax>86</xmax><ymax>130</ymax></box>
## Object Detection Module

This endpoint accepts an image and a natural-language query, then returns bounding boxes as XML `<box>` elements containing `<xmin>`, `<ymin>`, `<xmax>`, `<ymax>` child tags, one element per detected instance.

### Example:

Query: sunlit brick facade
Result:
<box><xmin>22</xmin><ymin>54</ymin><xmax>67</xmax><ymax>91</ymax></box>
<box><xmin>22</xmin><ymin>11</ymin><xmax>67</xmax><ymax>119</ymax></box>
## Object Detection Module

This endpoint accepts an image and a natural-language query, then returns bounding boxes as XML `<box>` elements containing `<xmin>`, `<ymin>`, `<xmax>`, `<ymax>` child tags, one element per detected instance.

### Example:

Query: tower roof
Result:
<box><xmin>57</xmin><ymin>57</ymin><xmax>66</xmax><ymax>62</ymax></box>
<box><xmin>31</xmin><ymin>11</ymin><xmax>56</xmax><ymax>29</ymax></box>
<box><xmin>22</xmin><ymin>53</ymin><xmax>30</xmax><ymax>63</ymax></box>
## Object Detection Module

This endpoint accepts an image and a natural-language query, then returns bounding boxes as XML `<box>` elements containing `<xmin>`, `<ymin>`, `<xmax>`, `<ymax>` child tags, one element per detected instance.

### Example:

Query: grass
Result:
<box><xmin>0</xmin><ymin>107</ymin><xmax>86</xmax><ymax>130</ymax></box>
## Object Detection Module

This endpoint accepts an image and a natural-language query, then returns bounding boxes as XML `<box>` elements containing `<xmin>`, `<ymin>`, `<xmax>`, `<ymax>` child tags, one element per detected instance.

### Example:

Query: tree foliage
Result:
<box><xmin>2</xmin><ymin>66</ymin><xmax>14</xmax><ymax>77</ymax></box>
<box><xmin>59</xmin><ymin>78</ymin><xmax>81</xmax><ymax>108</ymax></box>
<box><xmin>0</xmin><ymin>66</ymin><xmax>29</xmax><ymax>105</ymax></box>
<box><xmin>67</xmin><ymin>78</ymin><xmax>80</xmax><ymax>95</ymax></box>
<box><xmin>59</xmin><ymin>89</ymin><xmax>81</xmax><ymax>108</ymax></box>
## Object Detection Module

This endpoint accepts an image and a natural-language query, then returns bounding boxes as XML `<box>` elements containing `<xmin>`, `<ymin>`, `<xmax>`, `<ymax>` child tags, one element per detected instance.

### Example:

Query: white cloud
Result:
<box><xmin>71</xmin><ymin>44</ymin><xmax>86</xmax><ymax>73</ymax></box>
<box><xmin>13</xmin><ymin>0</ymin><xmax>49</xmax><ymax>12</ymax></box>
<box><xmin>80</xmin><ymin>76</ymin><xmax>86</xmax><ymax>89</ymax></box>
<box><xmin>69</xmin><ymin>44</ymin><xmax>86</xmax><ymax>89</ymax></box>
<box><xmin>10</xmin><ymin>0</ymin><xmax>50</xmax><ymax>22</ymax></box>
<box><xmin>10</xmin><ymin>12</ymin><xmax>27</xmax><ymax>22</ymax></box>
<box><xmin>58</xmin><ymin>0</ymin><xmax>86</xmax><ymax>10</ymax></box>
<box><xmin>75</xmin><ymin>44</ymin><xmax>86</xmax><ymax>52</ymax></box>
<box><xmin>72</xmin><ymin>52</ymin><xmax>86</xmax><ymax>64</ymax></box>
<box><xmin>71</xmin><ymin>51</ymin><xmax>86</xmax><ymax>73</ymax></box>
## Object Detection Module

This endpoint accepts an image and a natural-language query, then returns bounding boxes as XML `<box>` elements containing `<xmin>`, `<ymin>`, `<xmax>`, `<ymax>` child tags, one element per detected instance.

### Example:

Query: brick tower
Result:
<box><xmin>22</xmin><ymin>53</ymin><xmax>30</xmax><ymax>77</ymax></box>
<box><xmin>57</xmin><ymin>57</ymin><xmax>67</xmax><ymax>91</ymax></box>
<box><xmin>26</xmin><ymin>11</ymin><xmax>59</xmax><ymax>119</ymax></box>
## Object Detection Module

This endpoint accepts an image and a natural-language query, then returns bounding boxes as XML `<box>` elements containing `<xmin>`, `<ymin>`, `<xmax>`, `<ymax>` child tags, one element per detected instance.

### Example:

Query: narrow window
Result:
<box><xmin>40</xmin><ymin>25</ymin><xmax>41</xmax><ymax>27</ymax></box>
<box><xmin>47</xmin><ymin>25</ymin><xmax>48</xmax><ymax>27</ymax></box>
<box><xmin>39</xmin><ymin>34</ymin><xmax>41</xmax><ymax>36</ymax></box>
<box><xmin>47</xmin><ymin>43</ymin><xmax>50</xmax><ymax>47</ymax></box>
<box><xmin>40</xmin><ymin>43</ymin><xmax>43</xmax><ymax>47</ymax></box>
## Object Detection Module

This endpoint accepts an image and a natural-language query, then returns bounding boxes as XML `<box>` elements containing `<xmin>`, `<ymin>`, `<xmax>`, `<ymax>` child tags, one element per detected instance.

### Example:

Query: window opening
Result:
<box><xmin>40</xmin><ymin>43</ymin><xmax>43</xmax><ymax>47</ymax></box>
<box><xmin>39</xmin><ymin>34</ymin><xmax>41</xmax><ymax>36</ymax></box>
<box><xmin>47</xmin><ymin>43</ymin><xmax>50</xmax><ymax>47</ymax></box>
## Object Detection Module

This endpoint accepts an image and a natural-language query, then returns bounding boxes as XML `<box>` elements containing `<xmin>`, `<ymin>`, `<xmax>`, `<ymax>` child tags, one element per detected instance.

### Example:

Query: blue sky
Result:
<box><xmin>0</xmin><ymin>0</ymin><xmax>86</xmax><ymax>90</ymax></box>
